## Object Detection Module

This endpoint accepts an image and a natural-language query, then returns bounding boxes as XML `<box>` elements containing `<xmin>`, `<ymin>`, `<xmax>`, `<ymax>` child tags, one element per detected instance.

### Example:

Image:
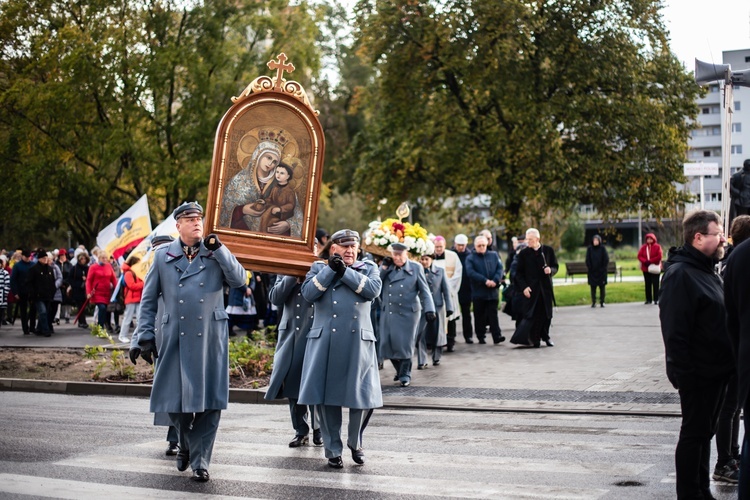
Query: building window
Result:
<box><xmin>732</xmin><ymin>145</ymin><xmax>743</xmax><ymax>154</ymax></box>
<box><xmin>713</xmin><ymin>127</ymin><xmax>721</xmax><ymax>135</ymax></box>
<box><xmin>746</xmin><ymin>56</ymin><xmax>750</xmax><ymax>62</ymax></box>
<box><xmin>736</xmin><ymin>101</ymin><xmax>742</xmax><ymax>111</ymax></box>
<box><xmin>703</xmin><ymin>151</ymin><xmax>711</xmax><ymax>157</ymax></box>
<box><xmin>733</xmin><ymin>123</ymin><xmax>742</xmax><ymax>133</ymax></box>
<box><xmin>710</xmin><ymin>84</ymin><xmax>720</xmax><ymax>93</ymax></box>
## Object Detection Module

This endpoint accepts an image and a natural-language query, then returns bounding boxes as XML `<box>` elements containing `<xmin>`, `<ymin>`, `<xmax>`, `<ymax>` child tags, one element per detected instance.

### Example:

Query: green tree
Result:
<box><xmin>560</xmin><ymin>215</ymin><xmax>585</xmax><ymax>254</ymax></box>
<box><xmin>347</xmin><ymin>0</ymin><xmax>700</xmax><ymax>239</ymax></box>
<box><xmin>0</xmin><ymin>0</ymin><xmax>323</xmax><ymax>247</ymax></box>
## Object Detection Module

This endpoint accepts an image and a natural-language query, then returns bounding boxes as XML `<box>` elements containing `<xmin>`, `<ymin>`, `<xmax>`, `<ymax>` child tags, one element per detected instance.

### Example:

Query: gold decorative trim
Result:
<box><xmin>231</xmin><ymin>53</ymin><xmax>318</xmax><ymax>115</ymax></box>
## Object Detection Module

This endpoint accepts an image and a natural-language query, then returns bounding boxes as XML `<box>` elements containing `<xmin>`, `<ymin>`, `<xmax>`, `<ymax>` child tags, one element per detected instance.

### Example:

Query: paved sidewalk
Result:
<box><xmin>0</xmin><ymin>302</ymin><xmax>678</xmax><ymax>415</ymax></box>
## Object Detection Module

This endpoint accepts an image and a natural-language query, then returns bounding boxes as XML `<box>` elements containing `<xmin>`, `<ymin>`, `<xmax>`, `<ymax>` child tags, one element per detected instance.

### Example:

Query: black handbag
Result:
<box><xmin>106</xmin><ymin>301</ymin><xmax>125</xmax><ymax>314</ymax></box>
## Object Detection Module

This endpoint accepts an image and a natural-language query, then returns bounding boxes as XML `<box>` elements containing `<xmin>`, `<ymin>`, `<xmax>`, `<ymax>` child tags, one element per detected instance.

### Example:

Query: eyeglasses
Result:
<box><xmin>701</xmin><ymin>232</ymin><xmax>725</xmax><ymax>238</ymax></box>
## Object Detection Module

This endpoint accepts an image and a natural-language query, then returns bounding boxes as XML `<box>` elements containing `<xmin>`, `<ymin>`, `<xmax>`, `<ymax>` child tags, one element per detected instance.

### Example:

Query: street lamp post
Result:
<box><xmin>694</xmin><ymin>59</ymin><xmax>750</xmax><ymax>230</ymax></box>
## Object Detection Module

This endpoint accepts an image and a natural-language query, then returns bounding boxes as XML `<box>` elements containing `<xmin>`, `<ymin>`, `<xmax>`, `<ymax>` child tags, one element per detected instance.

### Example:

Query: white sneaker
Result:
<box><xmin>118</xmin><ymin>337</ymin><xmax>130</xmax><ymax>344</ymax></box>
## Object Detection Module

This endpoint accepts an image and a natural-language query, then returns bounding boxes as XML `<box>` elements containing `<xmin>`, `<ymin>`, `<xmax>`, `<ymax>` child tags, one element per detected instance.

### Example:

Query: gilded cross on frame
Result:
<box><xmin>267</xmin><ymin>53</ymin><xmax>295</xmax><ymax>91</ymax></box>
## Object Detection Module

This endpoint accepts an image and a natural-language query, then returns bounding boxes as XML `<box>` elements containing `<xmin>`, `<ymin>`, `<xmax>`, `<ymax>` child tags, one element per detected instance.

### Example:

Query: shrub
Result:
<box><xmin>83</xmin><ymin>324</ymin><xmax>136</xmax><ymax>380</ymax></box>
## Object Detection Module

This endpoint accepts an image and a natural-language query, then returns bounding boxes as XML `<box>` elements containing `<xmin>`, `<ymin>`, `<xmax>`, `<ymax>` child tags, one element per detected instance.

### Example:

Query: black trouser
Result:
<box><xmin>74</xmin><ymin>297</ymin><xmax>87</xmax><ymax>326</ymax></box>
<box><xmin>643</xmin><ymin>272</ymin><xmax>660</xmax><ymax>303</ymax></box>
<box><xmin>675</xmin><ymin>377</ymin><xmax>728</xmax><ymax>499</ymax></box>
<box><xmin>35</xmin><ymin>300</ymin><xmax>53</xmax><ymax>334</ymax></box>
<box><xmin>715</xmin><ymin>375</ymin><xmax>741</xmax><ymax>467</ymax></box>
<box><xmin>446</xmin><ymin>318</ymin><xmax>457</xmax><ymax>348</ymax></box>
<box><xmin>459</xmin><ymin>301</ymin><xmax>473</xmax><ymax>341</ymax></box>
<box><xmin>472</xmin><ymin>298</ymin><xmax>502</xmax><ymax>343</ymax></box>
<box><xmin>17</xmin><ymin>295</ymin><xmax>36</xmax><ymax>334</ymax></box>
<box><xmin>590</xmin><ymin>285</ymin><xmax>605</xmax><ymax>305</ymax></box>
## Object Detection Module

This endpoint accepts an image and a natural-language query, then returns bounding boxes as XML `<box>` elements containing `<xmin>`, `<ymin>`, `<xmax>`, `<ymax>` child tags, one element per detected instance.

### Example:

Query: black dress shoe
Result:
<box><xmin>176</xmin><ymin>451</ymin><xmax>190</xmax><ymax>471</ymax></box>
<box><xmin>289</xmin><ymin>435</ymin><xmax>309</xmax><ymax>448</ymax></box>
<box><xmin>433</xmin><ymin>360</ymin><xmax>440</xmax><ymax>366</ymax></box>
<box><xmin>446</xmin><ymin>345</ymin><xmax>454</xmax><ymax>352</ymax></box>
<box><xmin>166</xmin><ymin>443</ymin><xmax>179</xmax><ymax>456</ymax></box>
<box><xmin>348</xmin><ymin>445</ymin><xmax>365</xmax><ymax>465</ymax></box>
<box><xmin>393</xmin><ymin>375</ymin><xmax>399</xmax><ymax>382</ymax></box>
<box><xmin>533</xmin><ymin>341</ymin><xmax>541</xmax><ymax>348</ymax></box>
<box><xmin>493</xmin><ymin>336</ymin><xmax>506</xmax><ymax>344</ymax></box>
<box><xmin>313</xmin><ymin>429</ymin><xmax>323</xmax><ymax>446</ymax></box>
<box><xmin>478</xmin><ymin>339</ymin><xmax>487</xmax><ymax>344</ymax></box>
<box><xmin>191</xmin><ymin>469</ymin><xmax>209</xmax><ymax>482</ymax></box>
<box><xmin>328</xmin><ymin>456</ymin><xmax>344</xmax><ymax>468</ymax></box>
<box><xmin>465</xmin><ymin>339</ymin><xmax>474</xmax><ymax>344</ymax></box>
<box><xmin>544</xmin><ymin>339</ymin><xmax>555</xmax><ymax>347</ymax></box>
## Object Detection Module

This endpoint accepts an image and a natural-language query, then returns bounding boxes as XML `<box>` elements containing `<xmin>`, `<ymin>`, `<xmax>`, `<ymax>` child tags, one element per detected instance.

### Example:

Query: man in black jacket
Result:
<box><xmin>515</xmin><ymin>228</ymin><xmax>558</xmax><ymax>348</ymax></box>
<box><xmin>724</xmin><ymin>222</ymin><xmax>750</xmax><ymax>495</ymax></box>
<box><xmin>452</xmin><ymin>234</ymin><xmax>474</xmax><ymax>344</ymax></box>
<box><xmin>27</xmin><ymin>249</ymin><xmax>58</xmax><ymax>337</ymax></box>
<box><xmin>9</xmin><ymin>249</ymin><xmax>35</xmax><ymax>335</ymax></box>
<box><xmin>659</xmin><ymin>210</ymin><xmax>733</xmax><ymax>499</ymax></box>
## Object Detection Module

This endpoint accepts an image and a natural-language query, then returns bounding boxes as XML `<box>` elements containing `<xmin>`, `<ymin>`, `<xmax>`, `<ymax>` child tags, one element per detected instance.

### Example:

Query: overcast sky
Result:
<box><xmin>663</xmin><ymin>0</ymin><xmax>750</xmax><ymax>68</ymax></box>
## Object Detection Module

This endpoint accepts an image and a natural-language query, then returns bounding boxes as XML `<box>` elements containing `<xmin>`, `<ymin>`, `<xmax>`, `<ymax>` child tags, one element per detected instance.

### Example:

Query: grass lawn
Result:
<box><xmin>552</xmin><ymin>281</ymin><xmax>645</xmax><ymax>307</ymax></box>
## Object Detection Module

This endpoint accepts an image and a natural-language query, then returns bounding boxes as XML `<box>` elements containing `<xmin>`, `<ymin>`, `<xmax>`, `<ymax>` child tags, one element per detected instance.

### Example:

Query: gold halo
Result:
<box><xmin>237</xmin><ymin>127</ymin><xmax>300</xmax><ymax>170</ymax></box>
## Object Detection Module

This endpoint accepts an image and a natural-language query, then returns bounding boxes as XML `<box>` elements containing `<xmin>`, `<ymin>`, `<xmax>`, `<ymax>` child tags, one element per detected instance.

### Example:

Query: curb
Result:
<box><xmin>0</xmin><ymin>377</ymin><xmax>680</xmax><ymax>417</ymax></box>
<box><xmin>0</xmin><ymin>378</ymin><xmax>277</xmax><ymax>405</ymax></box>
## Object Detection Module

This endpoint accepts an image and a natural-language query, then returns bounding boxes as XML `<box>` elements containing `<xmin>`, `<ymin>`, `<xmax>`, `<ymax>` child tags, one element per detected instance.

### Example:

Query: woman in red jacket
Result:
<box><xmin>118</xmin><ymin>255</ymin><xmax>143</xmax><ymax>343</ymax></box>
<box><xmin>86</xmin><ymin>251</ymin><xmax>117</xmax><ymax>332</ymax></box>
<box><xmin>637</xmin><ymin>232</ymin><xmax>663</xmax><ymax>305</ymax></box>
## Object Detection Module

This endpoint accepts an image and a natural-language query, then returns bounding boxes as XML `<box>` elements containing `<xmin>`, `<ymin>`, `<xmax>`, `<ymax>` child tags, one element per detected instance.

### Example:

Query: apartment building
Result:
<box><xmin>687</xmin><ymin>48</ymin><xmax>750</xmax><ymax>212</ymax></box>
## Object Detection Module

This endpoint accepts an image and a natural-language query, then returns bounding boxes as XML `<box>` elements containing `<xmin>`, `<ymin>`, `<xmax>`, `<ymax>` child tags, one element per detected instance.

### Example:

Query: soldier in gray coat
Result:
<box><xmin>132</xmin><ymin>234</ymin><xmax>181</xmax><ymax>456</ymax></box>
<box><xmin>130</xmin><ymin>201</ymin><xmax>245</xmax><ymax>483</ymax></box>
<box><xmin>417</xmin><ymin>254</ymin><xmax>454</xmax><ymax>368</ymax></box>
<box><xmin>298</xmin><ymin>229</ymin><xmax>382</xmax><ymax>469</ymax></box>
<box><xmin>379</xmin><ymin>242</ymin><xmax>436</xmax><ymax>387</ymax></box>
<box><xmin>264</xmin><ymin>274</ymin><xmax>321</xmax><ymax>448</ymax></box>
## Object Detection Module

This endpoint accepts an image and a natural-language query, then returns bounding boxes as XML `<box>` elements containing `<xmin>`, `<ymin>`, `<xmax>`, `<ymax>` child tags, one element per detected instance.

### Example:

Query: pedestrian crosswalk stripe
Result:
<box><xmin>0</xmin><ymin>473</ymin><xmax>254</xmax><ymax>499</ymax></box>
<box><xmin>58</xmin><ymin>455</ymin><xmax>610</xmax><ymax>499</ymax></box>
<box><xmin>176</xmin><ymin>441</ymin><xmax>654</xmax><ymax>476</ymax></box>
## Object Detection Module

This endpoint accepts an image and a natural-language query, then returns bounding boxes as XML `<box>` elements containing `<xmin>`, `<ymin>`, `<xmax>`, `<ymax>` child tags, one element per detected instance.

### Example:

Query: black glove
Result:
<box><xmin>204</xmin><ymin>234</ymin><xmax>222</xmax><ymax>251</ymax></box>
<box><xmin>426</xmin><ymin>311</ymin><xmax>436</xmax><ymax>323</ymax></box>
<box><xmin>129</xmin><ymin>347</ymin><xmax>140</xmax><ymax>365</ymax></box>
<box><xmin>329</xmin><ymin>254</ymin><xmax>346</xmax><ymax>276</ymax></box>
<box><xmin>139</xmin><ymin>340</ymin><xmax>159</xmax><ymax>365</ymax></box>
<box><xmin>446</xmin><ymin>310</ymin><xmax>454</xmax><ymax>317</ymax></box>
<box><xmin>382</xmin><ymin>257</ymin><xmax>393</xmax><ymax>267</ymax></box>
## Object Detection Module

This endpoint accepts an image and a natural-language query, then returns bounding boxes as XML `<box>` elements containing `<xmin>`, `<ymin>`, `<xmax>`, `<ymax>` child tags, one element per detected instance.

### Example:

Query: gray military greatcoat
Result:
<box><xmin>264</xmin><ymin>275</ymin><xmax>314</xmax><ymax>401</ymax></box>
<box><xmin>379</xmin><ymin>260</ymin><xmax>435</xmax><ymax>359</ymax></box>
<box><xmin>135</xmin><ymin>240</ymin><xmax>246</xmax><ymax>414</ymax></box>
<box><xmin>298</xmin><ymin>260</ymin><xmax>383</xmax><ymax>409</ymax></box>
<box><xmin>419</xmin><ymin>264</ymin><xmax>454</xmax><ymax>347</ymax></box>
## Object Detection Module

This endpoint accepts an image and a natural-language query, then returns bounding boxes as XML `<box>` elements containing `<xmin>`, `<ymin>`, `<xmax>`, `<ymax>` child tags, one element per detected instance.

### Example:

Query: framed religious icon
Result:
<box><xmin>204</xmin><ymin>53</ymin><xmax>325</xmax><ymax>277</ymax></box>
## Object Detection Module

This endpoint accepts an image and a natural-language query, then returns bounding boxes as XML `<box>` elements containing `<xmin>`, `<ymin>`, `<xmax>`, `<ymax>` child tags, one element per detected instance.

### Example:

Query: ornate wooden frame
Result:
<box><xmin>204</xmin><ymin>54</ymin><xmax>324</xmax><ymax>277</ymax></box>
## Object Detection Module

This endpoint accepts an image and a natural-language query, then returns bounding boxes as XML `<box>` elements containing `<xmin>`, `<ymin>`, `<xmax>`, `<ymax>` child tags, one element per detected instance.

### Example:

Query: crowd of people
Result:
<box><xmin>659</xmin><ymin>211</ymin><xmax>750</xmax><ymax>497</ymax></box>
<box><xmin>10</xmin><ymin>205</ymin><xmax>750</xmax><ymax>497</ymax></box>
<box><xmin>0</xmin><ymin>245</ymin><xmax>134</xmax><ymax>339</ymax></box>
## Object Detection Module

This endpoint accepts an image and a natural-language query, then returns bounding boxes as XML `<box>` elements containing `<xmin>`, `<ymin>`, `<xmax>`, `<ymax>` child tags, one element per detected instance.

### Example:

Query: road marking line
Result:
<box><xmin>0</xmin><ymin>473</ymin><xmax>253</xmax><ymax>499</ymax></box>
<box><xmin>56</xmin><ymin>455</ymin><xmax>609</xmax><ymax>499</ymax></box>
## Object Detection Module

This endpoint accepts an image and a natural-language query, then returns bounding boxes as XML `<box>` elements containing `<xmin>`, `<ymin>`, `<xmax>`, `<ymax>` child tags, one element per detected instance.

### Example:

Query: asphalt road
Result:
<box><xmin>0</xmin><ymin>392</ymin><xmax>738</xmax><ymax>499</ymax></box>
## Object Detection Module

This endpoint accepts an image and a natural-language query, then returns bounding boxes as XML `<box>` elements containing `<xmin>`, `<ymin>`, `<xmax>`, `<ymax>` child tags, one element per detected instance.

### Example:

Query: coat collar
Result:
<box><xmin>164</xmin><ymin>239</ymin><xmax>212</xmax><ymax>279</ymax></box>
<box><xmin>390</xmin><ymin>259</ymin><xmax>415</xmax><ymax>278</ymax></box>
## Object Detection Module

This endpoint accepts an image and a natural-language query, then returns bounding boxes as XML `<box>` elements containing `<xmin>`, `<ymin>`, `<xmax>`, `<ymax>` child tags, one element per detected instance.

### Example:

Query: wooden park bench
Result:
<box><xmin>564</xmin><ymin>261</ymin><xmax>622</xmax><ymax>283</ymax></box>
